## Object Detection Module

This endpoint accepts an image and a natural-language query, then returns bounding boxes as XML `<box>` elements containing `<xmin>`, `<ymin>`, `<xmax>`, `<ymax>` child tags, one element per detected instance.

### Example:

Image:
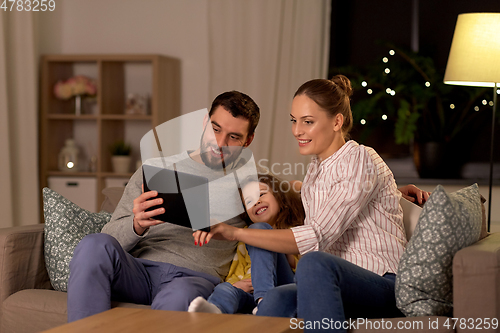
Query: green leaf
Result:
<box><xmin>394</xmin><ymin>100</ymin><xmax>420</xmax><ymax>145</ymax></box>
<box><xmin>109</xmin><ymin>140</ymin><xmax>132</xmax><ymax>156</ymax></box>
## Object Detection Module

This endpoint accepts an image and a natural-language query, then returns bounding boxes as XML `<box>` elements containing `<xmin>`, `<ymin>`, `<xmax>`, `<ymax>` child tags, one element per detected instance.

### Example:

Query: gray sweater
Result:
<box><xmin>101</xmin><ymin>151</ymin><xmax>247</xmax><ymax>281</ymax></box>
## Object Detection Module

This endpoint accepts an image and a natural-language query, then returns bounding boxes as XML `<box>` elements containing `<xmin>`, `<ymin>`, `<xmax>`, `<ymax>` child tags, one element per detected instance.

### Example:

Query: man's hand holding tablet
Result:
<box><xmin>132</xmin><ymin>185</ymin><xmax>165</xmax><ymax>236</ymax></box>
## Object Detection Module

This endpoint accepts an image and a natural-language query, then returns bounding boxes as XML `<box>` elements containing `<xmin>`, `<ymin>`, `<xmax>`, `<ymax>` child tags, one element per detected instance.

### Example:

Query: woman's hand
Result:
<box><xmin>132</xmin><ymin>185</ymin><xmax>165</xmax><ymax>235</ymax></box>
<box><xmin>194</xmin><ymin>222</ymin><xmax>299</xmax><ymax>254</ymax></box>
<box><xmin>192</xmin><ymin>222</ymin><xmax>239</xmax><ymax>246</ymax></box>
<box><xmin>398</xmin><ymin>184</ymin><xmax>431</xmax><ymax>206</ymax></box>
<box><xmin>232</xmin><ymin>279</ymin><xmax>253</xmax><ymax>293</ymax></box>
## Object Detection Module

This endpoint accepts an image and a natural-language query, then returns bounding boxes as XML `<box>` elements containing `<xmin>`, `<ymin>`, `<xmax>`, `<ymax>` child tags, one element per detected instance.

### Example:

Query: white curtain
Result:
<box><xmin>208</xmin><ymin>0</ymin><xmax>330</xmax><ymax>181</ymax></box>
<box><xmin>0</xmin><ymin>12</ymin><xmax>39</xmax><ymax>227</ymax></box>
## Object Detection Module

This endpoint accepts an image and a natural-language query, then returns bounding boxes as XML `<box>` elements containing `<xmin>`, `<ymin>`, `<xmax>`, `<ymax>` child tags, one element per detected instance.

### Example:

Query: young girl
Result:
<box><xmin>188</xmin><ymin>173</ymin><xmax>304</xmax><ymax>314</ymax></box>
<box><xmin>193</xmin><ymin>75</ymin><xmax>425</xmax><ymax>331</ymax></box>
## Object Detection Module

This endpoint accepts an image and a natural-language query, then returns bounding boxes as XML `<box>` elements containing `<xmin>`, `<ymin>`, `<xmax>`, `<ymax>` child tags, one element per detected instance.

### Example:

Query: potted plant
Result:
<box><xmin>110</xmin><ymin>140</ymin><xmax>132</xmax><ymax>174</ymax></box>
<box><xmin>334</xmin><ymin>42</ymin><xmax>493</xmax><ymax>178</ymax></box>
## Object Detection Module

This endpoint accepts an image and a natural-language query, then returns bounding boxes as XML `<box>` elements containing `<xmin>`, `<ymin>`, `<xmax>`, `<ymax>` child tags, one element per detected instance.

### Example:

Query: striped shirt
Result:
<box><xmin>291</xmin><ymin>140</ymin><xmax>407</xmax><ymax>275</ymax></box>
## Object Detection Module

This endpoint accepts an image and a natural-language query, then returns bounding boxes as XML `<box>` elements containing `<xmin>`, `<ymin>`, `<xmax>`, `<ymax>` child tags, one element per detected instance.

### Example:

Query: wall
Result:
<box><xmin>37</xmin><ymin>0</ymin><xmax>211</xmax><ymax>114</ymax></box>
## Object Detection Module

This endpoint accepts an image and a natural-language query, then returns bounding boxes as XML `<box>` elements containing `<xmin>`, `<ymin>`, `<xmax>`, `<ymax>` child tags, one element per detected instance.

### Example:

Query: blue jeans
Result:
<box><xmin>246</xmin><ymin>223</ymin><xmax>295</xmax><ymax>301</ymax></box>
<box><xmin>258</xmin><ymin>252</ymin><xmax>403</xmax><ymax>333</ymax></box>
<box><xmin>207</xmin><ymin>282</ymin><xmax>256</xmax><ymax>314</ymax></box>
<box><xmin>67</xmin><ymin>233</ymin><xmax>220</xmax><ymax>322</ymax></box>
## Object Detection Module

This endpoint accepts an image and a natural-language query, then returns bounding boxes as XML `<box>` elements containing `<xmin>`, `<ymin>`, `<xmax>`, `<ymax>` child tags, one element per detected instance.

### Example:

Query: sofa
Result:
<box><xmin>0</xmin><ymin>193</ymin><xmax>498</xmax><ymax>332</ymax></box>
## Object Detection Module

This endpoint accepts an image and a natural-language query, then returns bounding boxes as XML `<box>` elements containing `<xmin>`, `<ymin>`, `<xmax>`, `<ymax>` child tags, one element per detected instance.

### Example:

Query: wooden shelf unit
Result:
<box><xmin>40</xmin><ymin>54</ymin><xmax>180</xmax><ymax>212</ymax></box>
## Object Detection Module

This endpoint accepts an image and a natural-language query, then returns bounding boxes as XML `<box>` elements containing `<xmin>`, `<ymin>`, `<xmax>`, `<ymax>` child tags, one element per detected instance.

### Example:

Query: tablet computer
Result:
<box><xmin>142</xmin><ymin>164</ymin><xmax>211</xmax><ymax>231</ymax></box>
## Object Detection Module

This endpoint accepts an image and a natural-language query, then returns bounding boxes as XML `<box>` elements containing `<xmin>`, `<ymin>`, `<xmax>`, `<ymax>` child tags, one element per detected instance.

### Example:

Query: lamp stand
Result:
<box><xmin>488</xmin><ymin>83</ymin><xmax>497</xmax><ymax>232</ymax></box>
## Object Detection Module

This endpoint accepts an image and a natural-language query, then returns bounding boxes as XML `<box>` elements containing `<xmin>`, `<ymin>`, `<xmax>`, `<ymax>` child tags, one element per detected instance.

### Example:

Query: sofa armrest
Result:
<box><xmin>0</xmin><ymin>224</ymin><xmax>51</xmax><ymax>305</ymax></box>
<box><xmin>453</xmin><ymin>233</ymin><xmax>500</xmax><ymax>331</ymax></box>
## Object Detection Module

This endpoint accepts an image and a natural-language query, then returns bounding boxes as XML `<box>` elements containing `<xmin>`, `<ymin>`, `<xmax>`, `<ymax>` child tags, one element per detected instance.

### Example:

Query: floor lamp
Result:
<box><xmin>444</xmin><ymin>13</ymin><xmax>500</xmax><ymax>231</ymax></box>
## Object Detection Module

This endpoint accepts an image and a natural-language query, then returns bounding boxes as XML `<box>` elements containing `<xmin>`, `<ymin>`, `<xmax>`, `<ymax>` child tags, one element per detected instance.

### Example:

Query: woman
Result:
<box><xmin>194</xmin><ymin>75</ymin><xmax>428</xmax><ymax>331</ymax></box>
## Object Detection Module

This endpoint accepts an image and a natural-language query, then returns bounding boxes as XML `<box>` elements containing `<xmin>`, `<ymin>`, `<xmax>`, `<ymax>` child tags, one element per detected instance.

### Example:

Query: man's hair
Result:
<box><xmin>209</xmin><ymin>91</ymin><xmax>260</xmax><ymax>136</ymax></box>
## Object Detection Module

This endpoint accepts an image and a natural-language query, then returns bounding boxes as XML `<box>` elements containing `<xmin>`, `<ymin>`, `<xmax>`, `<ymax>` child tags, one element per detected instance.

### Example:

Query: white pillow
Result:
<box><xmin>400</xmin><ymin>197</ymin><xmax>422</xmax><ymax>241</ymax></box>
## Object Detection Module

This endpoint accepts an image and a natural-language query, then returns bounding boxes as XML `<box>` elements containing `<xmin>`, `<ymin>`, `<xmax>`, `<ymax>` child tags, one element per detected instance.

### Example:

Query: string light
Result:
<box><xmin>497</xmin><ymin>89</ymin><xmax>500</xmax><ymax>94</ymax></box>
<box><xmin>384</xmin><ymin>68</ymin><xmax>391</xmax><ymax>74</ymax></box>
<box><xmin>425</xmin><ymin>82</ymin><xmax>431</xmax><ymax>87</ymax></box>
<box><xmin>360</xmin><ymin>119</ymin><xmax>366</xmax><ymax>125</ymax></box>
<box><xmin>390</xmin><ymin>90</ymin><xmax>396</xmax><ymax>96</ymax></box>
<box><xmin>482</xmin><ymin>99</ymin><xmax>488</xmax><ymax>105</ymax></box>
<box><xmin>382</xmin><ymin>115</ymin><xmax>388</xmax><ymax>120</ymax></box>
<box><xmin>361</xmin><ymin>81</ymin><xmax>367</xmax><ymax>87</ymax></box>
<box><xmin>490</xmin><ymin>101</ymin><xmax>494</xmax><ymax>106</ymax></box>
<box><xmin>382</xmin><ymin>57</ymin><xmax>388</xmax><ymax>63</ymax></box>
<box><xmin>367</xmin><ymin>89</ymin><xmax>373</xmax><ymax>94</ymax></box>
<box><xmin>389</xmin><ymin>50</ymin><xmax>395</xmax><ymax>55</ymax></box>
<box><xmin>474</xmin><ymin>106</ymin><xmax>480</xmax><ymax>111</ymax></box>
<box><xmin>450</xmin><ymin>104</ymin><xmax>455</xmax><ymax>109</ymax></box>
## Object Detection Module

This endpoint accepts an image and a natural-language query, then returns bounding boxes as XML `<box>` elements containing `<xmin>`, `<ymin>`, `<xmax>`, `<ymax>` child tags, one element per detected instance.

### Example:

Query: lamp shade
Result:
<box><xmin>444</xmin><ymin>13</ymin><xmax>500</xmax><ymax>87</ymax></box>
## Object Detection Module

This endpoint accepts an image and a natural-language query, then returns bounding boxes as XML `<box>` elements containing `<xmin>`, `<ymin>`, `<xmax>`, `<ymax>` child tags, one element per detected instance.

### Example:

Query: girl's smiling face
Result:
<box><xmin>243</xmin><ymin>182</ymin><xmax>280</xmax><ymax>226</ymax></box>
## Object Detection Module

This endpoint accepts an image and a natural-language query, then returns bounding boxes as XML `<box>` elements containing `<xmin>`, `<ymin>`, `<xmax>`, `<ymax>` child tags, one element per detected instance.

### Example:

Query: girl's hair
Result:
<box><xmin>240</xmin><ymin>173</ymin><xmax>304</xmax><ymax>230</ymax></box>
<box><xmin>294</xmin><ymin>74</ymin><xmax>354</xmax><ymax>140</ymax></box>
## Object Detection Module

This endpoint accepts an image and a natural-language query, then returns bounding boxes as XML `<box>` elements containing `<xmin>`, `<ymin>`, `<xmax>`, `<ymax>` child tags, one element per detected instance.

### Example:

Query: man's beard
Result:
<box><xmin>198</xmin><ymin>125</ymin><xmax>244</xmax><ymax>170</ymax></box>
<box><xmin>199</xmin><ymin>143</ymin><xmax>242</xmax><ymax>170</ymax></box>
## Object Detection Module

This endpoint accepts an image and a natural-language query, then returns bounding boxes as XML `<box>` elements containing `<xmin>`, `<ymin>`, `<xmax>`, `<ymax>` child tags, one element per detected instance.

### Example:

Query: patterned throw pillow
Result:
<box><xmin>43</xmin><ymin>187</ymin><xmax>111</xmax><ymax>291</ymax></box>
<box><xmin>395</xmin><ymin>184</ymin><xmax>482</xmax><ymax>317</ymax></box>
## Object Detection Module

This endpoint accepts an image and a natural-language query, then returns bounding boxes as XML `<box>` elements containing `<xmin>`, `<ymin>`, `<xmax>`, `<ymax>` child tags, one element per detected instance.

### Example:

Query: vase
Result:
<box><xmin>413</xmin><ymin>141</ymin><xmax>464</xmax><ymax>179</ymax></box>
<box><xmin>111</xmin><ymin>156</ymin><xmax>131</xmax><ymax>174</ymax></box>
<box><xmin>74</xmin><ymin>95</ymin><xmax>82</xmax><ymax>116</ymax></box>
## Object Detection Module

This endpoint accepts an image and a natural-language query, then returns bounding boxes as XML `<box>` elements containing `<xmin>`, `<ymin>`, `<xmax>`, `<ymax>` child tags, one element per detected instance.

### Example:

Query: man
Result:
<box><xmin>67</xmin><ymin>91</ymin><xmax>260</xmax><ymax>321</ymax></box>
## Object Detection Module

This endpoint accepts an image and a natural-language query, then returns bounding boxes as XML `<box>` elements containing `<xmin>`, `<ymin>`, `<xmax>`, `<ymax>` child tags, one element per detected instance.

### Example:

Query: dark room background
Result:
<box><xmin>328</xmin><ymin>0</ymin><xmax>500</xmax><ymax>165</ymax></box>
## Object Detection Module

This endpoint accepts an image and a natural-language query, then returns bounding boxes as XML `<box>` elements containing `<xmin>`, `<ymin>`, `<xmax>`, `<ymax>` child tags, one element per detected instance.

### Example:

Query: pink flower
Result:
<box><xmin>54</xmin><ymin>81</ymin><xmax>73</xmax><ymax>100</ymax></box>
<box><xmin>53</xmin><ymin>75</ymin><xmax>97</xmax><ymax>100</ymax></box>
<box><xmin>85</xmin><ymin>82</ymin><xmax>97</xmax><ymax>95</ymax></box>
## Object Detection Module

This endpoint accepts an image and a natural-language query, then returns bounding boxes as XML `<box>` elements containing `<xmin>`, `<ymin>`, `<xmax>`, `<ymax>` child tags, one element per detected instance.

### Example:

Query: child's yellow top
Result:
<box><xmin>225</xmin><ymin>241</ymin><xmax>252</xmax><ymax>284</ymax></box>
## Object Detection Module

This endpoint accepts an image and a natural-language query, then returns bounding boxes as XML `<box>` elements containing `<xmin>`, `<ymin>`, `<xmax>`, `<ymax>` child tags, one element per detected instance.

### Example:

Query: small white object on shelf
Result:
<box><xmin>125</xmin><ymin>93</ymin><xmax>149</xmax><ymax>115</ymax></box>
<box><xmin>89</xmin><ymin>155</ymin><xmax>97</xmax><ymax>173</ymax></box>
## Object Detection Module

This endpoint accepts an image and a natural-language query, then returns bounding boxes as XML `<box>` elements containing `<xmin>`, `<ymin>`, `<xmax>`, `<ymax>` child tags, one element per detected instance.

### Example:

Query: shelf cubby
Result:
<box><xmin>40</xmin><ymin>54</ymin><xmax>180</xmax><ymax>212</ymax></box>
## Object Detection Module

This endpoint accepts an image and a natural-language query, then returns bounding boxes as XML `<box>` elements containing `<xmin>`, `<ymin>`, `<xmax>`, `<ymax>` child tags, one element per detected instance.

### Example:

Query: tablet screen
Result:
<box><xmin>142</xmin><ymin>164</ymin><xmax>210</xmax><ymax>231</ymax></box>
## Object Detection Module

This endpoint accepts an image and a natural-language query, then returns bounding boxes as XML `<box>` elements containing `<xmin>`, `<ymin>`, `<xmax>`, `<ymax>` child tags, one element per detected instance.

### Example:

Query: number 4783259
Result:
<box><xmin>1</xmin><ymin>0</ymin><xmax>56</xmax><ymax>11</ymax></box>
<box><xmin>443</xmin><ymin>318</ymin><xmax>499</xmax><ymax>330</ymax></box>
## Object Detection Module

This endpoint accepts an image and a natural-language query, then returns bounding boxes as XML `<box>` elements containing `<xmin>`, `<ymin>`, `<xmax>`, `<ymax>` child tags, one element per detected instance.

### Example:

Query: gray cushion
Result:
<box><xmin>395</xmin><ymin>184</ymin><xmax>483</xmax><ymax>317</ymax></box>
<box><xmin>42</xmin><ymin>187</ymin><xmax>111</xmax><ymax>291</ymax></box>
